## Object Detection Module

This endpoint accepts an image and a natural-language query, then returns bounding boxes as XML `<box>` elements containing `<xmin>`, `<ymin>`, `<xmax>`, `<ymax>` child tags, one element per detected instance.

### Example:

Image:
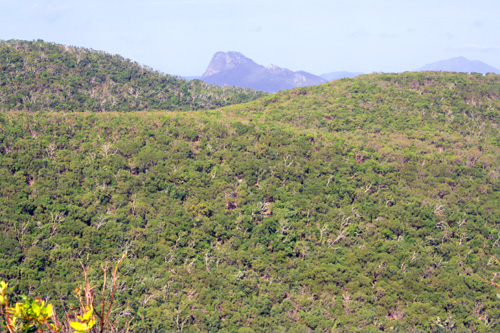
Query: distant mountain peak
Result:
<box><xmin>200</xmin><ymin>51</ymin><xmax>326</xmax><ymax>92</ymax></box>
<box><xmin>266</xmin><ymin>63</ymin><xmax>291</xmax><ymax>75</ymax></box>
<box><xmin>417</xmin><ymin>57</ymin><xmax>500</xmax><ymax>74</ymax></box>
<box><xmin>202</xmin><ymin>51</ymin><xmax>257</xmax><ymax>77</ymax></box>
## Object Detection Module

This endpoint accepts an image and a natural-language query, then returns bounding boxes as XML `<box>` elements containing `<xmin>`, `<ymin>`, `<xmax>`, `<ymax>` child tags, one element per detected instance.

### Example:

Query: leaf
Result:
<box><xmin>13</xmin><ymin>302</ymin><xmax>23</xmax><ymax>316</ymax></box>
<box><xmin>32</xmin><ymin>301</ymin><xmax>41</xmax><ymax>317</ymax></box>
<box><xmin>81</xmin><ymin>307</ymin><xmax>93</xmax><ymax>322</ymax></box>
<box><xmin>87</xmin><ymin>318</ymin><xmax>96</xmax><ymax>329</ymax></box>
<box><xmin>69</xmin><ymin>321</ymin><xmax>86</xmax><ymax>331</ymax></box>
<box><xmin>0</xmin><ymin>281</ymin><xmax>8</xmax><ymax>295</ymax></box>
<box><xmin>41</xmin><ymin>303</ymin><xmax>54</xmax><ymax>318</ymax></box>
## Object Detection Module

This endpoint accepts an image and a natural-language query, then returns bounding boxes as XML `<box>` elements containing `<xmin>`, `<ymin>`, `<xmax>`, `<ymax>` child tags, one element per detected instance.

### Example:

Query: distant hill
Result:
<box><xmin>416</xmin><ymin>56</ymin><xmax>500</xmax><ymax>74</ymax></box>
<box><xmin>0</xmin><ymin>40</ymin><xmax>266</xmax><ymax>112</ymax></box>
<box><xmin>183</xmin><ymin>76</ymin><xmax>201</xmax><ymax>81</ymax></box>
<box><xmin>200</xmin><ymin>51</ymin><xmax>327</xmax><ymax>93</ymax></box>
<box><xmin>320</xmin><ymin>71</ymin><xmax>363</xmax><ymax>81</ymax></box>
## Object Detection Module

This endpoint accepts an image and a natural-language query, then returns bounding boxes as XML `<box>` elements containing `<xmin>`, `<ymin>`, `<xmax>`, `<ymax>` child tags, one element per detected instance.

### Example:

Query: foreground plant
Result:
<box><xmin>0</xmin><ymin>253</ymin><xmax>126</xmax><ymax>332</ymax></box>
<box><xmin>0</xmin><ymin>280</ymin><xmax>61</xmax><ymax>332</ymax></box>
<box><xmin>69</xmin><ymin>306</ymin><xmax>95</xmax><ymax>333</ymax></box>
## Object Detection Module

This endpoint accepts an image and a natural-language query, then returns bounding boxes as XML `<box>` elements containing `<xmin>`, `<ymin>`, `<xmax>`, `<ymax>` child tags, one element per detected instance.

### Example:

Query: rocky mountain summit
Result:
<box><xmin>200</xmin><ymin>51</ymin><xmax>327</xmax><ymax>92</ymax></box>
<box><xmin>202</xmin><ymin>51</ymin><xmax>257</xmax><ymax>77</ymax></box>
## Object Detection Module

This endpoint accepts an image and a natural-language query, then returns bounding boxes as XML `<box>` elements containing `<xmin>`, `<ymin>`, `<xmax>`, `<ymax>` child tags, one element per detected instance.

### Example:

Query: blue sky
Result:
<box><xmin>1</xmin><ymin>0</ymin><xmax>499</xmax><ymax>76</ymax></box>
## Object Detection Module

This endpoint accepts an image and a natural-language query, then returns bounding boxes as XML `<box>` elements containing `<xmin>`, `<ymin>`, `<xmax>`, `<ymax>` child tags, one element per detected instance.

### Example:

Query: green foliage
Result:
<box><xmin>0</xmin><ymin>281</ymin><xmax>59</xmax><ymax>332</ymax></box>
<box><xmin>0</xmin><ymin>39</ymin><xmax>267</xmax><ymax>112</ymax></box>
<box><xmin>0</xmin><ymin>71</ymin><xmax>499</xmax><ymax>331</ymax></box>
<box><xmin>1</xmin><ymin>254</ymin><xmax>125</xmax><ymax>332</ymax></box>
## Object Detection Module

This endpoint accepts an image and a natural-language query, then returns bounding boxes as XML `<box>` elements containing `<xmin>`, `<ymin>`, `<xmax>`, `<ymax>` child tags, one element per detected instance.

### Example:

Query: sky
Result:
<box><xmin>0</xmin><ymin>0</ymin><xmax>499</xmax><ymax>76</ymax></box>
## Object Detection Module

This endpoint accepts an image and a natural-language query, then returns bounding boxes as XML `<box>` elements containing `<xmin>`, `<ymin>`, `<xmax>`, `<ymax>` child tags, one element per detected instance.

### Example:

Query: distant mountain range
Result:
<box><xmin>320</xmin><ymin>71</ymin><xmax>364</xmax><ymax>81</ymax></box>
<box><xmin>416</xmin><ymin>56</ymin><xmax>500</xmax><ymax>74</ymax></box>
<box><xmin>196</xmin><ymin>53</ymin><xmax>500</xmax><ymax>93</ymax></box>
<box><xmin>198</xmin><ymin>52</ymin><xmax>327</xmax><ymax>93</ymax></box>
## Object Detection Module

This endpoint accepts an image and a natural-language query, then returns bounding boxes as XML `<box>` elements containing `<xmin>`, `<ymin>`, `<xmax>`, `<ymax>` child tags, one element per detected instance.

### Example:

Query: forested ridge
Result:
<box><xmin>0</xmin><ymin>40</ymin><xmax>266</xmax><ymax>112</ymax></box>
<box><xmin>0</xmin><ymin>71</ymin><xmax>500</xmax><ymax>331</ymax></box>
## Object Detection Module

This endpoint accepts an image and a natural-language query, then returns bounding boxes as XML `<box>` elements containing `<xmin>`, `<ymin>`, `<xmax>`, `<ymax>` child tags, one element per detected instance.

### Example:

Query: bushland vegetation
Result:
<box><xmin>0</xmin><ymin>40</ymin><xmax>266</xmax><ymax>113</ymax></box>
<box><xmin>0</xmin><ymin>71</ymin><xmax>499</xmax><ymax>331</ymax></box>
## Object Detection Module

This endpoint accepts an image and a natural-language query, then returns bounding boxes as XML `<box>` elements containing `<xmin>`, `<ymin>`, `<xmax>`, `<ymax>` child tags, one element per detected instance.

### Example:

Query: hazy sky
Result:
<box><xmin>1</xmin><ymin>0</ymin><xmax>499</xmax><ymax>76</ymax></box>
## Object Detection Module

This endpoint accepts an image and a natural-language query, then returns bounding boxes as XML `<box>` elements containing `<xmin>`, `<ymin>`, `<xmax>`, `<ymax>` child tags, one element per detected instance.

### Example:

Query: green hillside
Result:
<box><xmin>0</xmin><ymin>40</ymin><xmax>266</xmax><ymax>112</ymax></box>
<box><xmin>227</xmin><ymin>71</ymin><xmax>500</xmax><ymax>135</ymax></box>
<box><xmin>1</xmin><ymin>72</ymin><xmax>500</xmax><ymax>331</ymax></box>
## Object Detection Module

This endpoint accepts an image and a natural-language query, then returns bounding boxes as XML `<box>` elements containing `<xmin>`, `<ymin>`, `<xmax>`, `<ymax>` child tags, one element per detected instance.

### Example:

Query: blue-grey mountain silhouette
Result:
<box><xmin>417</xmin><ymin>57</ymin><xmax>500</xmax><ymax>74</ymax></box>
<box><xmin>320</xmin><ymin>71</ymin><xmax>363</xmax><ymax>81</ymax></box>
<box><xmin>200</xmin><ymin>52</ymin><xmax>327</xmax><ymax>93</ymax></box>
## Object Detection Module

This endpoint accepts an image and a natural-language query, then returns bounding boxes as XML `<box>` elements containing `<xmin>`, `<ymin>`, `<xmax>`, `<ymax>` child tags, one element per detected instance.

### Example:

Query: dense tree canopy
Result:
<box><xmin>1</xmin><ymin>71</ymin><xmax>499</xmax><ymax>331</ymax></box>
<box><xmin>0</xmin><ymin>40</ymin><xmax>267</xmax><ymax>112</ymax></box>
